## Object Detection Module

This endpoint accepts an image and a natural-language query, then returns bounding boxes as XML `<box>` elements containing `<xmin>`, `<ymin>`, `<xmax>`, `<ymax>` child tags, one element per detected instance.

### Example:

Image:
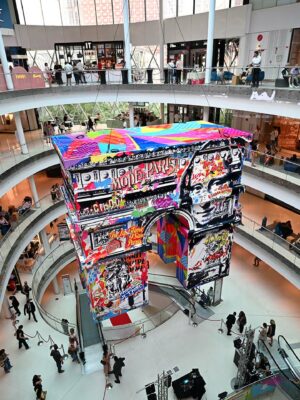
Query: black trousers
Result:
<box><xmin>114</xmin><ymin>371</ymin><xmax>121</xmax><ymax>382</ymax></box>
<box><xmin>28</xmin><ymin>311</ymin><xmax>38</xmax><ymax>322</ymax></box>
<box><xmin>176</xmin><ymin>70</ymin><xmax>182</xmax><ymax>84</ymax></box>
<box><xmin>18</xmin><ymin>338</ymin><xmax>29</xmax><ymax>349</ymax></box>
<box><xmin>13</xmin><ymin>305</ymin><xmax>21</xmax><ymax>315</ymax></box>
<box><xmin>56</xmin><ymin>360</ymin><xmax>63</xmax><ymax>372</ymax></box>
<box><xmin>226</xmin><ymin>323</ymin><xmax>233</xmax><ymax>335</ymax></box>
<box><xmin>252</xmin><ymin>68</ymin><xmax>260</xmax><ymax>88</ymax></box>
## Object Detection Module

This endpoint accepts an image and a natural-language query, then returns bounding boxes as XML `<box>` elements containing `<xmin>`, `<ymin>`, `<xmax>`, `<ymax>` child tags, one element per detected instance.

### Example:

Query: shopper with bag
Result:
<box><xmin>33</xmin><ymin>375</ymin><xmax>47</xmax><ymax>399</ymax></box>
<box><xmin>50</xmin><ymin>344</ymin><xmax>64</xmax><ymax>373</ymax></box>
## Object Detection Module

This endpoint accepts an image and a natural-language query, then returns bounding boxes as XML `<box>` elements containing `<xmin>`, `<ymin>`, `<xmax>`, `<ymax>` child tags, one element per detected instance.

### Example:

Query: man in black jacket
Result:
<box><xmin>16</xmin><ymin>325</ymin><xmax>29</xmax><ymax>350</ymax></box>
<box><xmin>9</xmin><ymin>295</ymin><xmax>21</xmax><ymax>316</ymax></box>
<box><xmin>111</xmin><ymin>356</ymin><xmax>125</xmax><ymax>383</ymax></box>
<box><xmin>226</xmin><ymin>312</ymin><xmax>236</xmax><ymax>336</ymax></box>
<box><xmin>24</xmin><ymin>299</ymin><xmax>38</xmax><ymax>322</ymax></box>
<box><xmin>50</xmin><ymin>344</ymin><xmax>64</xmax><ymax>373</ymax></box>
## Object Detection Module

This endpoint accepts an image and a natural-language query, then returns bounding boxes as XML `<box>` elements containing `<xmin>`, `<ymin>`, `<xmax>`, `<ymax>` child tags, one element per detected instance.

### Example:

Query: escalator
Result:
<box><xmin>258</xmin><ymin>339</ymin><xmax>300</xmax><ymax>399</ymax></box>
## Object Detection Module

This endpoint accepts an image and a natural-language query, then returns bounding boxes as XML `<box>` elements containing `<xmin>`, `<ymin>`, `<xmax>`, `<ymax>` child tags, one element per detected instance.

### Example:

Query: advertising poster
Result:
<box><xmin>86</xmin><ymin>252</ymin><xmax>149</xmax><ymax>320</ymax></box>
<box><xmin>57</xmin><ymin>223</ymin><xmax>70</xmax><ymax>241</ymax></box>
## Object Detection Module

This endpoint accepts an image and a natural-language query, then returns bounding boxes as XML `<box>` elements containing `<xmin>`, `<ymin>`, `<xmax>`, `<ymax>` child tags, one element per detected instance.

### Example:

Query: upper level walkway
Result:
<box><xmin>0</xmin><ymin>79</ymin><xmax>299</xmax><ymax>118</ymax></box>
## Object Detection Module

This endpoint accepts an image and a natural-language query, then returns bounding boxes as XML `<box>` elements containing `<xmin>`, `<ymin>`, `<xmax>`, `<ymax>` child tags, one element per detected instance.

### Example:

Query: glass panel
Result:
<box><xmin>16</xmin><ymin>0</ymin><xmax>25</xmax><ymax>24</ymax></box>
<box><xmin>95</xmin><ymin>0</ymin><xmax>113</xmax><ymax>25</ymax></box>
<box><xmin>22</xmin><ymin>0</ymin><xmax>44</xmax><ymax>25</ymax></box>
<box><xmin>78</xmin><ymin>0</ymin><xmax>97</xmax><ymax>25</ymax></box>
<box><xmin>130</xmin><ymin>0</ymin><xmax>145</xmax><ymax>22</ymax></box>
<box><xmin>231</xmin><ymin>0</ymin><xmax>244</xmax><ymax>6</ymax></box>
<box><xmin>112</xmin><ymin>0</ymin><xmax>124</xmax><ymax>24</ymax></box>
<box><xmin>146</xmin><ymin>0</ymin><xmax>159</xmax><ymax>20</ymax></box>
<box><xmin>216</xmin><ymin>0</ymin><xmax>230</xmax><ymax>9</ymax></box>
<box><xmin>163</xmin><ymin>0</ymin><xmax>176</xmax><ymax>18</ymax></box>
<box><xmin>60</xmin><ymin>0</ymin><xmax>80</xmax><ymax>25</ymax></box>
<box><xmin>41</xmin><ymin>0</ymin><xmax>62</xmax><ymax>25</ymax></box>
<box><xmin>195</xmin><ymin>0</ymin><xmax>209</xmax><ymax>14</ymax></box>
<box><xmin>178</xmin><ymin>0</ymin><xmax>193</xmax><ymax>16</ymax></box>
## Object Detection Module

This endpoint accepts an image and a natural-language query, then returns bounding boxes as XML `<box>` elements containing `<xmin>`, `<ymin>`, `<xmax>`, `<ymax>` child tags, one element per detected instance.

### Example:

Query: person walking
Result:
<box><xmin>50</xmin><ymin>344</ymin><xmax>64</xmax><ymax>373</ymax></box>
<box><xmin>258</xmin><ymin>322</ymin><xmax>268</xmax><ymax>349</ymax></box>
<box><xmin>253</xmin><ymin>256</ymin><xmax>261</xmax><ymax>267</ymax></box>
<box><xmin>0</xmin><ymin>349</ymin><xmax>13</xmax><ymax>373</ymax></box>
<box><xmin>22</xmin><ymin>281</ymin><xmax>31</xmax><ymax>300</ymax></box>
<box><xmin>101</xmin><ymin>344</ymin><xmax>112</xmax><ymax>377</ymax></box>
<box><xmin>110</xmin><ymin>356</ymin><xmax>125</xmax><ymax>384</ymax></box>
<box><xmin>237</xmin><ymin>311</ymin><xmax>247</xmax><ymax>334</ymax></box>
<box><xmin>87</xmin><ymin>116</ymin><xmax>95</xmax><ymax>132</ymax></box>
<box><xmin>33</xmin><ymin>375</ymin><xmax>47</xmax><ymax>399</ymax></box>
<box><xmin>77</xmin><ymin>60</ymin><xmax>86</xmax><ymax>83</ymax></box>
<box><xmin>24</xmin><ymin>299</ymin><xmax>38</xmax><ymax>322</ymax></box>
<box><xmin>251</xmin><ymin>51</ymin><xmax>261</xmax><ymax>88</ymax></box>
<box><xmin>16</xmin><ymin>325</ymin><xmax>29</xmax><ymax>350</ymax></box>
<box><xmin>54</xmin><ymin>62</ymin><xmax>63</xmax><ymax>85</ymax></box>
<box><xmin>9</xmin><ymin>295</ymin><xmax>21</xmax><ymax>316</ymax></box>
<box><xmin>175</xmin><ymin>57</ymin><xmax>183</xmax><ymax>84</ymax></box>
<box><xmin>226</xmin><ymin>312</ymin><xmax>236</xmax><ymax>336</ymax></box>
<box><xmin>68</xmin><ymin>337</ymin><xmax>80</xmax><ymax>363</ymax></box>
<box><xmin>64</xmin><ymin>62</ymin><xmax>73</xmax><ymax>86</ymax></box>
<box><xmin>267</xmin><ymin>319</ymin><xmax>276</xmax><ymax>347</ymax></box>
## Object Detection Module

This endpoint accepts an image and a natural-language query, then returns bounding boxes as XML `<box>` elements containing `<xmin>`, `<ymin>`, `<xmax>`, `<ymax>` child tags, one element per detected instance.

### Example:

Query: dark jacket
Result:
<box><xmin>226</xmin><ymin>314</ymin><xmax>236</xmax><ymax>326</ymax></box>
<box><xmin>51</xmin><ymin>349</ymin><xmax>62</xmax><ymax>362</ymax></box>
<box><xmin>24</xmin><ymin>301</ymin><xmax>36</xmax><ymax>315</ymax></box>
<box><xmin>113</xmin><ymin>357</ymin><xmax>125</xmax><ymax>374</ymax></box>
<box><xmin>16</xmin><ymin>328</ymin><xmax>25</xmax><ymax>340</ymax></box>
<box><xmin>11</xmin><ymin>297</ymin><xmax>19</xmax><ymax>308</ymax></box>
<box><xmin>267</xmin><ymin>324</ymin><xmax>276</xmax><ymax>337</ymax></box>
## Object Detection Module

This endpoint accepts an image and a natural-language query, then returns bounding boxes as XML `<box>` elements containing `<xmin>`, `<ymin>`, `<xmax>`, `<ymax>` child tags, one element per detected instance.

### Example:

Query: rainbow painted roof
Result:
<box><xmin>52</xmin><ymin>121</ymin><xmax>252</xmax><ymax>169</ymax></box>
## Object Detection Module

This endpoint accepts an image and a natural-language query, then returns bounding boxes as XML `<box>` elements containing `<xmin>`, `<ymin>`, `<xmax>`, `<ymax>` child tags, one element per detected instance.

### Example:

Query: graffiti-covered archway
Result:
<box><xmin>52</xmin><ymin>121</ymin><xmax>251</xmax><ymax>321</ymax></box>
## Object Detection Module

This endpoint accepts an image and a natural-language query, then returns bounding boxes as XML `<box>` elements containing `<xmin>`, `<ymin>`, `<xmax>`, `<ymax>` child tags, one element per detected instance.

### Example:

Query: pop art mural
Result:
<box><xmin>52</xmin><ymin>121</ymin><xmax>251</xmax><ymax>320</ymax></box>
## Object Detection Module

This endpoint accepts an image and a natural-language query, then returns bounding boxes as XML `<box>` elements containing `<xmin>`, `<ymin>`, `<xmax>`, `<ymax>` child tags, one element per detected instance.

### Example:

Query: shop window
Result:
<box><xmin>78</xmin><ymin>0</ymin><xmax>97</xmax><ymax>25</ymax></box>
<box><xmin>95</xmin><ymin>0</ymin><xmax>114</xmax><ymax>25</ymax></box>
<box><xmin>41</xmin><ymin>0</ymin><xmax>62</xmax><ymax>25</ymax></box>
<box><xmin>145</xmin><ymin>0</ymin><xmax>159</xmax><ymax>21</ymax></box>
<box><xmin>60</xmin><ymin>0</ymin><xmax>80</xmax><ymax>26</ymax></box>
<box><xmin>178</xmin><ymin>0</ymin><xmax>193</xmax><ymax>16</ymax></box>
<box><xmin>163</xmin><ymin>0</ymin><xmax>176</xmax><ymax>19</ymax></box>
<box><xmin>130</xmin><ymin>0</ymin><xmax>146</xmax><ymax>22</ymax></box>
<box><xmin>112</xmin><ymin>0</ymin><xmax>124</xmax><ymax>24</ymax></box>
<box><xmin>21</xmin><ymin>0</ymin><xmax>44</xmax><ymax>25</ymax></box>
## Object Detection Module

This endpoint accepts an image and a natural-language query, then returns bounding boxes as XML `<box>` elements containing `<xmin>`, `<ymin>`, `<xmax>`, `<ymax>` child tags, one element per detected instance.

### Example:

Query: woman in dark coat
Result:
<box><xmin>267</xmin><ymin>319</ymin><xmax>276</xmax><ymax>346</ymax></box>
<box><xmin>237</xmin><ymin>311</ymin><xmax>247</xmax><ymax>334</ymax></box>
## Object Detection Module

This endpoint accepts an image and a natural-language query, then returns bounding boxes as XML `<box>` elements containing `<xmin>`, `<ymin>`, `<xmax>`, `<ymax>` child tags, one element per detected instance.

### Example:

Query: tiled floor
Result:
<box><xmin>1</xmin><ymin>242</ymin><xmax>300</xmax><ymax>400</ymax></box>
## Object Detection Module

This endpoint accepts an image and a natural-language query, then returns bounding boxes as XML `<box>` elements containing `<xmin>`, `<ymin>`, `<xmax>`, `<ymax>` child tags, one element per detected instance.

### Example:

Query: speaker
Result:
<box><xmin>275</xmin><ymin>78</ymin><xmax>289</xmax><ymax>88</ymax></box>
<box><xmin>145</xmin><ymin>383</ymin><xmax>155</xmax><ymax>395</ymax></box>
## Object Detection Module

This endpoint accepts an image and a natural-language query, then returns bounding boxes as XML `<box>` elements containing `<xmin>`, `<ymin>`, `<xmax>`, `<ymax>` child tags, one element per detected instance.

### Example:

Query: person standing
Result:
<box><xmin>237</xmin><ymin>311</ymin><xmax>247</xmax><ymax>334</ymax></box>
<box><xmin>9</xmin><ymin>295</ymin><xmax>21</xmax><ymax>316</ymax></box>
<box><xmin>207</xmin><ymin>287</ymin><xmax>214</xmax><ymax>306</ymax></box>
<box><xmin>22</xmin><ymin>281</ymin><xmax>31</xmax><ymax>300</ymax></box>
<box><xmin>251</xmin><ymin>51</ymin><xmax>261</xmax><ymax>88</ymax></box>
<box><xmin>50</xmin><ymin>344</ymin><xmax>64</xmax><ymax>373</ymax></box>
<box><xmin>87</xmin><ymin>116</ymin><xmax>94</xmax><ymax>132</ymax></box>
<box><xmin>253</xmin><ymin>256</ymin><xmax>261</xmax><ymax>267</ymax></box>
<box><xmin>101</xmin><ymin>344</ymin><xmax>112</xmax><ymax>377</ymax></box>
<box><xmin>54</xmin><ymin>62</ymin><xmax>63</xmax><ymax>85</ymax></box>
<box><xmin>16</xmin><ymin>325</ymin><xmax>29</xmax><ymax>350</ymax></box>
<box><xmin>258</xmin><ymin>322</ymin><xmax>268</xmax><ymax>349</ymax></box>
<box><xmin>33</xmin><ymin>375</ymin><xmax>47</xmax><ymax>400</ymax></box>
<box><xmin>77</xmin><ymin>60</ymin><xmax>86</xmax><ymax>83</ymax></box>
<box><xmin>0</xmin><ymin>215</ymin><xmax>11</xmax><ymax>236</ymax></box>
<box><xmin>24</xmin><ymin>299</ymin><xmax>38</xmax><ymax>322</ymax></box>
<box><xmin>110</xmin><ymin>356</ymin><xmax>125</xmax><ymax>384</ymax></box>
<box><xmin>64</xmin><ymin>62</ymin><xmax>73</xmax><ymax>86</ymax></box>
<box><xmin>226</xmin><ymin>312</ymin><xmax>236</xmax><ymax>336</ymax></box>
<box><xmin>68</xmin><ymin>338</ymin><xmax>80</xmax><ymax>363</ymax></box>
<box><xmin>0</xmin><ymin>349</ymin><xmax>12</xmax><ymax>373</ymax></box>
<box><xmin>175</xmin><ymin>57</ymin><xmax>183</xmax><ymax>84</ymax></box>
<box><xmin>43</xmin><ymin>63</ymin><xmax>52</xmax><ymax>87</ymax></box>
<box><xmin>267</xmin><ymin>319</ymin><xmax>276</xmax><ymax>347</ymax></box>
<box><xmin>167</xmin><ymin>59</ymin><xmax>175</xmax><ymax>84</ymax></box>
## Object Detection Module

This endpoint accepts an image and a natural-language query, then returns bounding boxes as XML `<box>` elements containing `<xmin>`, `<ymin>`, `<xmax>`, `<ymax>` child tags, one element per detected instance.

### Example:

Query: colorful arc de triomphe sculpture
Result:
<box><xmin>52</xmin><ymin>121</ymin><xmax>251</xmax><ymax>321</ymax></box>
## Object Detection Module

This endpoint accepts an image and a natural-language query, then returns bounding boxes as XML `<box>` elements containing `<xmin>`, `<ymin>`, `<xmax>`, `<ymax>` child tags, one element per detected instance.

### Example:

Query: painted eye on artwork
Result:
<box><xmin>119</xmin><ymin>169</ymin><xmax>126</xmax><ymax>176</ymax></box>
<box><xmin>83</xmin><ymin>174</ymin><xmax>91</xmax><ymax>181</ymax></box>
<box><xmin>75</xmin><ymin>135</ymin><xmax>85</xmax><ymax>139</ymax></box>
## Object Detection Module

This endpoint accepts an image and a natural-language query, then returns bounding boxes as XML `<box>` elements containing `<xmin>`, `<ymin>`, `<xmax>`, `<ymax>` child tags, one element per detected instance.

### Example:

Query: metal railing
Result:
<box><xmin>244</xmin><ymin>150</ymin><xmax>300</xmax><ymax>186</ymax></box>
<box><xmin>240</xmin><ymin>215</ymin><xmax>300</xmax><ymax>269</ymax></box>
<box><xmin>1</xmin><ymin>65</ymin><xmax>300</xmax><ymax>92</ymax></box>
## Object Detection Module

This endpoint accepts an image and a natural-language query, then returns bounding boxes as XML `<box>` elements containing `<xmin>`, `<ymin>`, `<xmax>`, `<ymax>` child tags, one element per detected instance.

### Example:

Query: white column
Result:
<box><xmin>28</xmin><ymin>175</ymin><xmax>40</xmax><ymax>208</ymax></box>
<box><xmin>14</xmin><ymin>112</ymin><xmax>29</xmax><ymax>154</ymax></box>
<box><xmin>129</xmin><ymin>103</ymin><xmax>134</xmax><ymax>128</ymax></box>
<box><xmin>160</xmin><ymin>103</ymin><xmax>165</xmax><ymax>123</ymax></box>
<box><xmin>0</xmin><ymin>297</ymin><xmax>11</xmax><ymax>319</ymax></box>
<box><xmin>205</xmin><ymin>0</ymin><xmax>216</xmax><ymax>84</ymax></box>
<box><xmin>203</xmin><ymin>107</ymin><xmax>209</xmax><ymax>121</ymax></box>
<box><xmin>238</xmin><ymin>35</ymin><xmax>248</xmax><ymax>73</ymax></box>
<box><xmin>159</xmin><ymin>0</ymin><xmax>164</xmax><ymax>82</ymax></box>
<box><xmin>0</xmin><ymin>30</ymin><xmax>13</xmax><ymax>90</ymax></box>
<box><xmin>39</xmin><ymin>229</ymin><xmax>50</xmax><ymax>254</ymax></box>
<box><xmin>123</xmin><ymin>0</ymin><xmax>132</xmax><ymax>83</ymax></box>
<box><xmin>52</xmin><ymin>276</ymin><xmax>60</xmax><ymax>295</ymax></box>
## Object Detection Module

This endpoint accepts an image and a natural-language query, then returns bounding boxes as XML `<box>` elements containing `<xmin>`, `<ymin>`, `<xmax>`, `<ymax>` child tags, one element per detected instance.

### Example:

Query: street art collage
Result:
<box><xmin>52</xmin><ymin>121</ymin><xmax>251</xmax><ymax>320</ymax></box>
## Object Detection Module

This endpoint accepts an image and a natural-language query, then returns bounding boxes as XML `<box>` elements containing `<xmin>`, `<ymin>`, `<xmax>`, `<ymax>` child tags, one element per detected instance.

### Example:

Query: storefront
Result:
<box><xmin>54</xmin><ymin>41</ymin><xmax>124</xmax><ymax>68</ymax></box>
<box><xmin>0</xmin><ymin>110</ymin><xmax>39</xmax><ymax>134</ymax></box>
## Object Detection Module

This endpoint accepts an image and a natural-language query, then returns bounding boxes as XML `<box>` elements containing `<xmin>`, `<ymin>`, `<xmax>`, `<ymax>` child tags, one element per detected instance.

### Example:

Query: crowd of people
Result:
<box><xmin>0</xmin><ymin>197</ymin><xmax>33</xmax><ymax>237</ymax></box>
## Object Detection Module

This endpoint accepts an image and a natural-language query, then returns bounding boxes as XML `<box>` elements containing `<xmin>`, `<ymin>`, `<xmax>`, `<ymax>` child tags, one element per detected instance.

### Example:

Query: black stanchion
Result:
<box><xmin>146</xmin><ymin>68</ymin><xmax>153</xmax><ymax>84</ymax></box>
<box><xmin>121</xmin><ymin>69</ymin><xmax>129</xmax><ymax>84</ymax></box>
<box><xmin>164</xmin><ymin>68</ymin><xmax>169</xmax><ymax>84</ymax></box>
<box><xmin>99</xmin><ymin>70</ymin><xmax>106</xmax><ymax>85</ymax></box>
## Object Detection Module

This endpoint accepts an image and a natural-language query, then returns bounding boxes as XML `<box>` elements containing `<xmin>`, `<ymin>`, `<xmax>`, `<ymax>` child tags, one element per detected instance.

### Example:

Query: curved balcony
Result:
<box><xmin>0</xmin><ymin>77</ymin><xmax>300</xmax><ymax>118</ymax></box>
<box><xmin>0</xmin><ymin>194</ymin><xmax>66</xmax><ymax>306</ymax></box>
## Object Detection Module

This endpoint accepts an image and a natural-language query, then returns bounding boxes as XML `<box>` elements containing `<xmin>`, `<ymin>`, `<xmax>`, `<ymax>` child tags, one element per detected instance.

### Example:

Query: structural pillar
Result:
<box><xmin>14</xmin><ymin>112</ymin><xmax>29</xmax><ymax>154</ymax></box>
<box><xmin>159</xmin><ymin>0</ymin><xmax>165</xmax><ymax>82</ymax></box>
<box><xmin>39</xmin><ymin>228</ymin><xmax>50</xmax><ymax>254</ymax></box>
<box><xmin>238</xmin><ymin>36</ymin><xmax>248</xmax><ymax>73</ymax></box>
<box><xmin>0</xmin><ymin>30</ymin><xmax>13</xmax><ymax>90</ymax></box>
<box><xmin>129</xmin><ymin>103</ymin><xmax>134</xmax><ymax>128</ymax></box>
<box><xmin>205</xmin><ymin>0</ymin><xmax>216</xmax><ymax>84</ymax></box>
<box><xmin>123</xmin><ymin>0</ymin><xmax>132</xmax><ymax>83</ymax></box>
<box><xmin>203</xmin><ymin>106</ymin><xmax>209</xmax><ymax>121</ymax></box>
<box><xmin>28</xmin><ymin>175</ymin><xmax>40</xmax><ymax>208</ymax></box>
<box><xmin>52</xmin><ymin>276</ymin><xmax>60</xmax><ymax>295</ymax></box>
<box><xmin>160</xmin><ymin>103</ymin><xmax>165</xmax><ymax>123</ymax></box>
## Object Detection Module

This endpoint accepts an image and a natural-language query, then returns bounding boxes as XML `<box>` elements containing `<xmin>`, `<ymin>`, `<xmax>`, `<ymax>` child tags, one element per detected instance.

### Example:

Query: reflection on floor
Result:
<box><xmin>1</xmin><ymin>242</ymin><xmax>300</xmax><ymax>400</ymax></box>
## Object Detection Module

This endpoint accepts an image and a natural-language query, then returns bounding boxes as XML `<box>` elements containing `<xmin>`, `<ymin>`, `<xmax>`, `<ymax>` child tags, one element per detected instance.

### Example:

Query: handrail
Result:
<box><xmin>278</xmin><ymin>335</ymin><xmax>300</xmax><ymax>364</ymax></box>
<box><xmin>74</xmin><ymin>280</ymin><xmax>85</xmax><ymax>351</ymax></box>
<box><xmin>278</xmin><ymin>335</ymin><xmax>300</xmax><ymax>381</ymax></box>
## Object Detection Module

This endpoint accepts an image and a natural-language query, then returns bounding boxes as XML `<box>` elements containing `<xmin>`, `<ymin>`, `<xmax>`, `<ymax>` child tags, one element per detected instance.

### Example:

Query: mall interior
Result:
<box><xmin>0</xmin><ymin>1</ymin><xmax>300</xmax><ymax>400</ymax></box>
